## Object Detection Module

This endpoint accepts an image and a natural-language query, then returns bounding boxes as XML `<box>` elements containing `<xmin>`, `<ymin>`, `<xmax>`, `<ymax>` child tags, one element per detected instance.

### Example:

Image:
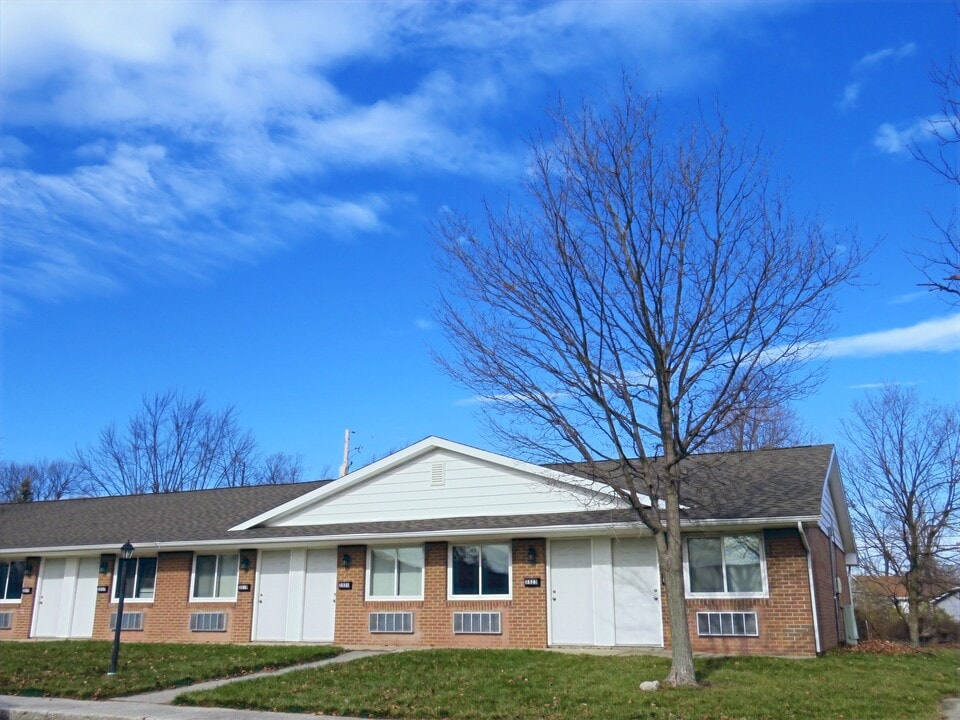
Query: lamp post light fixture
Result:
<box><xmin>108</xmin><ymin>540</ymin><xmax>134</xmax><ymax>676</ymax></box>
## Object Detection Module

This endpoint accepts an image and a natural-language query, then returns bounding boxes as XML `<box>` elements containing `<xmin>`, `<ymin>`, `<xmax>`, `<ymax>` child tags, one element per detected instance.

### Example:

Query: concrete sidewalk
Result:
<box><xmin>118</xmin><ymin>649</ymin><xmax>387</xmax><ymax>704</ymax></box>
<box><xmin>0</xmin><ymin>649</ymin><xmax>395</xmax><ymax>720</ymax></box>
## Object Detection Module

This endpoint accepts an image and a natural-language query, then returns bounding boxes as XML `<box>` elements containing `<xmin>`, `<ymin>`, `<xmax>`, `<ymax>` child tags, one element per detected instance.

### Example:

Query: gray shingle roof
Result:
<box><xmin>0</xmin><ymin>444</ymin><xmax>834</xmax><ymax>552</ymax></box>
<box><xmin>552</xmin><ymin>444</ymin><xmax>834</xmax><ymax>521</ymax></box>
<box><xmin>0</xmin><ymin>481</ymin><xmax>329</xmax><ymax>550</ymax></box>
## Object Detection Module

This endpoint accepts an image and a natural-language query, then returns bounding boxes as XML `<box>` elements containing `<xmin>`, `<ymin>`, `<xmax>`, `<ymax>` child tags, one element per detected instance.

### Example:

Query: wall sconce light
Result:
<box><xmin>24</xmin><ymin>562</ymin><xmax>34</xmax><ymax>577</ymax></box>
<box><xmin>99</xmin><ymin>557</ymin><xmax>110</xmax><ymax>574</ymax></box>
<box><xmin>527</xmin><ymin>547</ymin><xmax>537</xmax><ymax>565</ymax></box>
<box><xmin>342</xmin><ymin>554</ymin><xmax>352</xmax><ymax>569</ymax></box>
<box><xmin>240</xmin><ymin>556</ymin><xmax>250</xmax><ymax>571</ymax></box>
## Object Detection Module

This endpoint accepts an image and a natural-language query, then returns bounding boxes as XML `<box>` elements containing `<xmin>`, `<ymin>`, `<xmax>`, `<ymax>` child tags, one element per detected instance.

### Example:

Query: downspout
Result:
<box><xmin>798</xmin><ymin>521</ymin><xmax>822</xmax><ymax>654</ymax></box>
<box><xmin>827</xmin><ymin>523</ymin><xmax>842</xmax><ymax>643</ymax></box>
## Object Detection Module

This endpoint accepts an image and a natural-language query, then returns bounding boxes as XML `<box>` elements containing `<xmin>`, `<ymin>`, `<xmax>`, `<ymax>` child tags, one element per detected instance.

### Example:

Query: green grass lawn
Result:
<box><xmin>176</xmin><ymin>648</ymin><xmax>960</xmax><ymax>720</ymax></box>
<box><xmin>0</xmin><ymin>640</ymin><xmax>342</xmax><ymax>700</ymax></box>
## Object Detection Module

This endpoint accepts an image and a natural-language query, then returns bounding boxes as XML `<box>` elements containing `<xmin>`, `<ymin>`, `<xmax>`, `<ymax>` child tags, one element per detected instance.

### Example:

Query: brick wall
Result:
<box><xmin>808</xmin><ymin>526</ymin><xmax>849</xmax><ymax>650</ymax></box>
<box><xmin>661</xmin><ymin>529</ymin><xmax>818</xmax><ymax>656</ymax></box>
<box><xmin>0</xmin><ymin>556</ymin><xmax>40</xmax><ymax>640</ymax></box>
<box><xmin>334</xmin><ymin>540</ymin><xmax>547</xmax><ymax>648</ymax></box>
<box><xmin>90</xmin><ymin>550</ymin><xmax>257</xmax><ymax>644</ymax></box>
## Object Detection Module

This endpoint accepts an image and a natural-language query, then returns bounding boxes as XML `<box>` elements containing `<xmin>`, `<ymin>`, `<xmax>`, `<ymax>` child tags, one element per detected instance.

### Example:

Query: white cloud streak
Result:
<box><xmin>837</xmin><ymin>41</ymin><xmax>915</xmax><ymax>111</ymax></box>
<box><xmin>854</xmin><ymin>42</ymin><xmax>916</xmax><ymax>71</ymax></box>
<box><xmin>816</xmin><ymin>314</ymin><xmax>960</xmax><ymax>359</ymax></box>
<box><xmin>0</xmin><ymin>0</ymin><xmax>792</xmax><ymax>313</ymax></box>
<box><xmin>874</xmin><ymin>115</ymin><xmax>944</xmax><ymax>154</ymax></box>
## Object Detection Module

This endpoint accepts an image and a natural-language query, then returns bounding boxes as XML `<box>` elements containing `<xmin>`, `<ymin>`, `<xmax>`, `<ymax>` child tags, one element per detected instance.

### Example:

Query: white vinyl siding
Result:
<box><xmin>684</xmin><ymin>535</ymin><xmax>767</xmax><ymax>598</ymax></box>
<box><xmin>113</xmin><ymin>557</ymin><xmax>157</xmax><ymax>602</ymax></box>
<box><xmin>367</xmin><ymin>547</ymin><xmax>424</xmax><ymax>599</ymax></box>
<box><xmin>269</xmin><ymin>449</ymin><xmax>621</xmax><ymax>526</ymax></box>
<box><xmin>192</xmin><ymin>554</ymin><xmax>239</xmax><ymax>600</ymax></box>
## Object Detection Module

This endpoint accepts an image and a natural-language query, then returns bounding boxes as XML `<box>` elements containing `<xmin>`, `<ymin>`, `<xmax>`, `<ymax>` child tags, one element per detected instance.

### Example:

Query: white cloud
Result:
<box><xmin>888</xmin><ymin>290</ymin><xmax>929</xmax><ymax>305</ymax></box>
<box><xmin>414</xmin><ymin>318</ymin><xmax>434</xmax><ymax>331</ymax></box>
<box><xmin>847</xmin><ymin>381</ymin><xmax>916</xmax><ymax>390</ymax></box>
<box><xmin>837</xmin><ymin>82</ymin><xmax>861</xmax><ymax>111</ymax></box>
<box><xmin>854</xmin><ymin>42</ymin><xmax>916</xmax><ymax>71</ymax></box>
<box><xmin>0</xmin><ymin>0</ymin><xmax>796</xmax><ymax>312</ymax></box>
<box><xmin>838</xmin><ymin>41</ymin><xmax>915</xmax><ymax>112</ymax></box>
<box><xmin>873</xmin><ymin>117</ymin><xmax>939</xmax><ymax>154</ymax></box>
<box><xmin>816</xmin><ymin>314</ymin><xmax>960</xmax><ymax>358</ymax></box>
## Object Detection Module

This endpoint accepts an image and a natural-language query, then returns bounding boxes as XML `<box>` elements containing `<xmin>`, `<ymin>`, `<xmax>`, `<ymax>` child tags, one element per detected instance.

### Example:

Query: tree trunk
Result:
<box><xmin>906</xmin><ymin>600</ymin><xmax>921</xmax><ymax>648</ymax></box>
<box><xmin>661</xmin><ymin>483</ymin><xmax>697</xmax><ymax>687</ymax></box>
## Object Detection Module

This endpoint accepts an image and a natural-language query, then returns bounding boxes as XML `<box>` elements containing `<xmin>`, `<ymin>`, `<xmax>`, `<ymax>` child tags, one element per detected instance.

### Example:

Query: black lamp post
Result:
<box><xmin>108</xmin><ymin>540</ymin><xmax>134</xmax><ymax>676</ymax></box>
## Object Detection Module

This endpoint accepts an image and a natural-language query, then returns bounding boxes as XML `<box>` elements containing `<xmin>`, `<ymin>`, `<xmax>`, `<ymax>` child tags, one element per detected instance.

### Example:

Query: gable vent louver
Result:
<box><xmin>431</xmin><ymin>462</ymin><xmax>446</xmax><ymax>487</ymax></box>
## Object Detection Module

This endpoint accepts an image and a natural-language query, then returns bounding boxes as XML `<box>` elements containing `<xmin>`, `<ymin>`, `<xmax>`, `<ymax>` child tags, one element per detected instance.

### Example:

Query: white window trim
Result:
<box><xmin>447</xmin><ymin>542</ymin><xmax>513</xmax><ymax>601</ymax></box>
<box><xmin>189</xmin><ymin>553</ymin><xmax>239</xmax><ymax>603</ymax></box>
<box><xmin>682</xmin><ymin>533</ymin><xmax>769</xmax><ymax>600</ymax></box>
<box><xmin>110</xmin><ymin>556</ymin><xmax>158</xmax><ymax>604</ymax></box>
<box><xmin>364</xmin><ymin>546</ymin><xmax>425</xmax><ymax>602</ymax></box>
<box><xmin>0</xmin><ymin>561</ymin><xmax>24</xmax><ymax>604</ymax></box>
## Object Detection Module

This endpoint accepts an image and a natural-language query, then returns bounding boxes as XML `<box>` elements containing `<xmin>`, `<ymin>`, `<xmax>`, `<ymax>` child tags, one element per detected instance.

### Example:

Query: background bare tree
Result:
<box><xmin>911</xmin><ymin>47</ymin><xmax>959</xmax><ymax>302</ymax></box>
<box><xmin>253</xmin><ymin>451</ymin><xmax>305</xmax><ymax>485</ymax></box>
<box><xmin>75</xmin><ymin>390</ymin><xmax>306</xmax><ymax>494</ymax></box>
<box><xmin>436</xmin><ymin>86</ymin><xmax>860</xmax><ymax>685</ymax></box>
<box><xmin>0</xmin><ymin>459</ymin><xmax>86</xmax><ymax>503</ymax></box>
<box><xmin>702</xmin><ymin>401</ymin><xmax>813</xmax><ymax>453</ymax></box>
<box><xmin>842</xmin><ymin>383</ymin><xmax>960</xmax><ymax>646</ymax></box>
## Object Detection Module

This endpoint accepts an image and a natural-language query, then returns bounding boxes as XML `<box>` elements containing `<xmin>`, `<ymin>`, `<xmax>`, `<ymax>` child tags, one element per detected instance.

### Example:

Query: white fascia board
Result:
<box><xmin>2</xmin><ymin>515</ymin><xmax>821</xmax><ymax>557</ymax></box>
<box><xmin>681</xmin><ymin>516</ymin><xmax>821</xmax><ymax>531</ymax></box>
<box><xmin>825</xmin><ymin>448</ymin><xmax>858</xmax><ymax>554</ymax></box>
<box><xmin>0</xmin><ymin>540</ymin><xmax>259</xmax><ymax>557</ymax></box>
<box><xmin>229</xmin><ymin>435</ymin><xmax>642</xmax><ymax>531</ymax></box>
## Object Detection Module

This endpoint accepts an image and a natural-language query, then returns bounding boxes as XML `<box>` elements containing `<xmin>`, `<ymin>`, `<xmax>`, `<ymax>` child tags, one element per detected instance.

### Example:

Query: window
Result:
<box><xmin>190</xmin><ymin>612</ymin><xmax>228</xmax><ymax>632</ymax></box>
<box><xmin>114</xmin><ymin>557</ymin><xmax>157</xmax><ymax>601</ymax></box>
<box><xmin>450</xmin><ymin>543</ymin><xmax>510</xmax><ymax>598</ymax></box>
<box><xmin>369</xmin><ymin>611</ymin><xmax>414</xmax><ymax>633</ymax></box>
<box><xmin>0</xmin><ymin>562</ymin><xmax>24</xmax><ymax>602</ymax></box>
<box><xmin>686</xmin><ymin>535</ymin><xmax>765</xmax><ymax>597</ymax></box>
<box><xmin>697</xmin><ymin>611</ymin><xmax>759</xmax><ymax>637</ymax></box>
<box><xmin>368</xmin><ymin>547</ymin><xmax>423</xmax><ymax>599</ymax></box>
<box><xmin>192</xmin><ymin>554</ymin><xmax>238</xmax><ymax>600</ymax></box>
<box><xmin>453</xmin><ymin>611</ymin><xmax>501</xmax><ymax>634</ymax></box>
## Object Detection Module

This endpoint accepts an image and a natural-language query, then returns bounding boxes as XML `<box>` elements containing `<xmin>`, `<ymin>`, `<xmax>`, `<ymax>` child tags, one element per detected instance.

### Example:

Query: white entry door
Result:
<box><xmin>32</xmin><ymin>557</ymin><xmax>99</xmax><ymax>638</ymax></box>
<box><xmin>301</xmin><ymin>549</ymin><xmax>337</xmax><ymax>642</ymax></box>
<box><xmin>549</xmin><ymin>539</ymin><xmax>594</xmax><ymax>645</ymax></box>
<box><xmin>254</xmin><ymin>550</ymin><xmax>291</xmax><ymax>641</ymax></box>
<box><xmin>254</xmin><ymin>549</ymin><xmax>337</xmax><ymax>642</ymax></box>
<box><xmin>612</xmin><ymin>538</ymin><xmax>663</xmax><ymax>645</ymax></box>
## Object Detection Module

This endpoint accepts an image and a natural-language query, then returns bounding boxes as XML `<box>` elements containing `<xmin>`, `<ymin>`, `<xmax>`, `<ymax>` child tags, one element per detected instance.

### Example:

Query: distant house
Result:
<box><xmin>854</xmin><ymin>575</ymin><xmax>910</xmax><ymax>614</ymax></box>
<box><xmin>0</xmin><ymin>437</ymin><xmax>857</xmax><ymax>655</ymax></box>
<box><xmin>933</xmin><ymin>588</ymin><xmax>960</xmax><ymax>622</ymax></box>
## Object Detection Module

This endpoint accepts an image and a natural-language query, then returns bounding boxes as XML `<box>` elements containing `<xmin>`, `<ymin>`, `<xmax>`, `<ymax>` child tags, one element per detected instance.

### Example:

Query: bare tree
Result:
<box><xmin>436</xmin><ymin>86</ymin><xmax>861</xmax><ymax>685</ymax></box>
<box><xmin>702</xmin><ymin>401</ymin><xmax>813</xmax><ymax>453</ymax></box>
<box><xmin>75</xmin><ymin>390</ymin><xmax>305</xmax><ymax>494</ymax></box>
<box><xmin>842</xmin><ymin>384</ymin><xmax>960</xmax><ymax>646</ymax></box>
<box><xmin>0</xmin><ymin>459</ymin><xmax>86</xmax><ymax>503</ymax></box>
<box><xmin>255</xmin><ymin>452</ymin><xmax>305</xmax><ymax>485</ymax></box>
<box><xmin>911</xmin><ymin>48</ymin><xmax>960</xmax><ymax>302</ymax></box>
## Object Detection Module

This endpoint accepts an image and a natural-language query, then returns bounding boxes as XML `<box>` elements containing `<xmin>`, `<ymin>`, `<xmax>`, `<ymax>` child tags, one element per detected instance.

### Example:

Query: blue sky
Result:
<box><xmin>1</xmin><ymin>1</ymin><xmax>958</xmax><ymax>479</ymax></box>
